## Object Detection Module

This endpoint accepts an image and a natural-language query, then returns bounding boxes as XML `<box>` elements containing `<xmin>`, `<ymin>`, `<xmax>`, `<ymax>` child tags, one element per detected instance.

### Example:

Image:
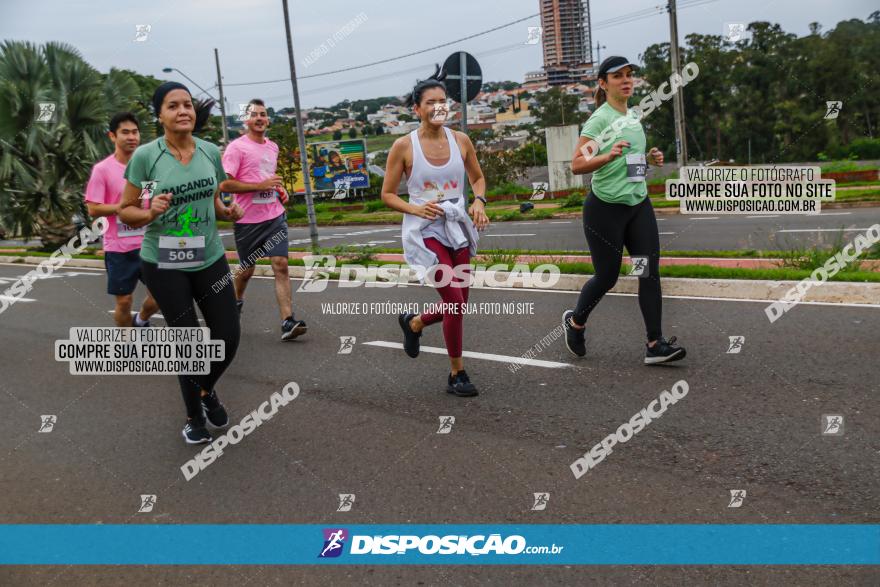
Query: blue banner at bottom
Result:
<box><xmin>0</xmin><ymin>525</ymin><xmax>877</xmax><ymax>565</ymax></box>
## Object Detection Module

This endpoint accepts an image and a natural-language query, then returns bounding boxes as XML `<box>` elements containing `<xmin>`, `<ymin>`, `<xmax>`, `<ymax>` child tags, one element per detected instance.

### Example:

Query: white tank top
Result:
<box><xmin>406</xmin><ymin>127</ymin><xmax>466</xmax><ymax>247</ymax></box>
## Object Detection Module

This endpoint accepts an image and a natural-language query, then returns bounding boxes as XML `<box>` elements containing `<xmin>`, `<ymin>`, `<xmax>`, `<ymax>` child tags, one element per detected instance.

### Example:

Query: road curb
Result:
<box><xmin>2</xmin><ymin>255</ymin><xmax>877</xmax><ymax>305</ymax></box>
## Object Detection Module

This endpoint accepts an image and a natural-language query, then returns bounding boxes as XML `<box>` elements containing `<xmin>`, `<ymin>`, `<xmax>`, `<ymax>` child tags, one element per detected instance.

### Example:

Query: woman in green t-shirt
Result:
<box><xmin>119</xmin><ymin>82</ymin><xmax>245</xmax><ymax>444</ymax></box>
<box><xmin>561</xmin><ymin>56</ymin><xmax>686</xmax><ymax>365</ymax></box>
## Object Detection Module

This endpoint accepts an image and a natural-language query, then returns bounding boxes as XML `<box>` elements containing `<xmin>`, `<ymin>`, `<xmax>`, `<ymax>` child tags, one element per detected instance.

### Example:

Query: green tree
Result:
<box><xmin>332</xmin><ymin>129</ymin><xmax>343</xmax><ymax>140</ymax></box>
<box><xmin>347</xmin><ymin>126</ymin><xmax>357</xmax><ymax>138</ymax></box>
<box><xmin>533</xmin><ymin>88</ymin><xmax>587</xmax><ymax>128</ymax></box>
<box><xmin>0</xmin><ymin>41</ymin><xmax>142</xmax><ymax>246</ymax></box>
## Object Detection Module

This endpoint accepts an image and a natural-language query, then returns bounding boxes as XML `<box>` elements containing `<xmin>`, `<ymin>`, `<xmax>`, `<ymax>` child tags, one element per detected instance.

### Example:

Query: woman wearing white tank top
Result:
<box><xmin>381</xmin><ymin>66</ymin><xmax>490</xmax><ymax>397</ymax></box>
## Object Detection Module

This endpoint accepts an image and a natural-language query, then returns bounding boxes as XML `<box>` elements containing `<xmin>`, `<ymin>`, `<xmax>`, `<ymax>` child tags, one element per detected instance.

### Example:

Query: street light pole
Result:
<box><xmin>281</xmin><ymin>0</ymin><xmax>319</xmax><ymax>251</ymax></box>
<box><xmin>667</xmin><ymin>0</ymin><xmax>689</xmax><ymax>167</ymax></box>
<box><xmin>213</xmin><ymin>49</ymin><xmax>229</xmax><ymax>145</ymax></box>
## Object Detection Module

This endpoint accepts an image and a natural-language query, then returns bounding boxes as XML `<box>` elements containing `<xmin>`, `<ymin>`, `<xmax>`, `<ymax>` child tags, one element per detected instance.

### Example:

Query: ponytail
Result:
<box><xmin>594</xmin><ymin>82</ymin><xmax>606</xmax><ymax>108</ymax></box>
<box><xmin>405</xmin><ymin>64</ymin><xmax>448</xmax><ymax>108</ymax></box>
<box><xmin>192</xmin><ymin>98</ymin><xmax>215</xmax><ymax>134</ymax></box>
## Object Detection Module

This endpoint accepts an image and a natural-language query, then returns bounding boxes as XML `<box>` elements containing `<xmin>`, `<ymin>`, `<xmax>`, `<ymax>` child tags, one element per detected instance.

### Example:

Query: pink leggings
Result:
<box><xmin>419</xmin><ymin>237</ymin><xmax>471</xmax><ymax>358</ymax></box>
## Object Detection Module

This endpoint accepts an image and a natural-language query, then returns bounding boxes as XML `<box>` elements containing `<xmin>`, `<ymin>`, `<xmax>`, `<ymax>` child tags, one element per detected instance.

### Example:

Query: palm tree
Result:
<box><xmin>0</xmin><ymin>41</ymin><xmax>144</xmax><ymax>248</ymax></box>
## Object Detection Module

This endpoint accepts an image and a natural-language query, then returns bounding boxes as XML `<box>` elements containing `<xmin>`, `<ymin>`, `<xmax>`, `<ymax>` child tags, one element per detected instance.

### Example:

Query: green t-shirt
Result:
<box><xmin>124</xmin><ymin>136</ymin><xmax>228</xmax><ymax>272</ymax></box>
<box><xmin>580</xmin><ymin>102</ymin><xmax>648</xmax><ymax>206</ymax></box>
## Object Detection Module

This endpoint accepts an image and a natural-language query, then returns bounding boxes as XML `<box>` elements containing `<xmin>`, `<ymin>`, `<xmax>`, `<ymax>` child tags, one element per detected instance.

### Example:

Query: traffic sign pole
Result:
<box><xmin>459</xmin><ymin>51</ymin><xmax>468</xmax><ymax>134</ymax></box>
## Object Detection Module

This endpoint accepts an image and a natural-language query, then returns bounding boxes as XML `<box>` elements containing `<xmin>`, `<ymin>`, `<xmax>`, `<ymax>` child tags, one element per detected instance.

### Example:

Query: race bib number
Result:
<box><xmin>117</xmin><ymin>220</ymin><xmax>146</xmax><ymax>238</ymax></box>
<box><xmin>626</xmin><ymin>153</ymin><xmax>647</xmax><ymax>182</ymax></box>
<box><xmin>252</xmin><ymin>190</ymin><xmax>276</xmax><ymax>205</ymax></box>
<box><xmin>157</xmin><ymin>235</ymin><xmax>206</xmax><ymax>269</ymax></box>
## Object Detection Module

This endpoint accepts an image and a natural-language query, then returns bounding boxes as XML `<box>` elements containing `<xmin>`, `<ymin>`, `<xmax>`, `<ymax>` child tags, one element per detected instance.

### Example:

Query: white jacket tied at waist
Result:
<box><xmin>401</xmin><ymin>197</ymin><xmax>479</xmax><ymax>283</ymax></box>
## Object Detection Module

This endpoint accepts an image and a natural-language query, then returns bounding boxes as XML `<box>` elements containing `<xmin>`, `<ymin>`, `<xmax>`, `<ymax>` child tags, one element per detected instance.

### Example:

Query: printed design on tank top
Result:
<box><xmin>421</xmin><ymin>179</ymin><xmax>459</xmax><ymax>200</ymax></box>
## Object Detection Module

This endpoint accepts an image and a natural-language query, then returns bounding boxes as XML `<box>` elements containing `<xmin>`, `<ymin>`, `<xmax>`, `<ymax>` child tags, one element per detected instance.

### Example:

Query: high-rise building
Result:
<box><xmin>538</xmin><ymin>0</ymin><xmax>594</xmax><ymax>86</ymax></box>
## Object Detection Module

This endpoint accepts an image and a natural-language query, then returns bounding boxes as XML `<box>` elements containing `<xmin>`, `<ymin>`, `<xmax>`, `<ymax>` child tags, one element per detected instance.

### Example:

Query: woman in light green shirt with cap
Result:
<box><xmin>561</xmin><ymin>56</ymin><xmax>686</xmax><ymax>366</ymax></box>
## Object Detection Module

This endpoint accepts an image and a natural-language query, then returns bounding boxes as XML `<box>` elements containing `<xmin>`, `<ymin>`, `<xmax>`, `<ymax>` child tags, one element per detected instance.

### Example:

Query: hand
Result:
<box><xmin>648</xmin><ymin>147</ymin><xmax>664</xmax><ymax>166</ymax></box>
<box><xmin>256</xmin><ymin>174</ymin><xmax>283</xmax><ymax>191</ymax></box>
<box><xmin>410</xmin><ymin>200</ymin><xmax>445</xmax><ymax>220</ymax></box>
<box><xmin>150</xmin><ymin>193</ymin><xmax>172</xmax><ymax>218</ymax></box>
<box><xmin>607</xmin><ymin>140</ymin><xmax>630</xmax><ymax>160</ymax></box>
<box><xmin>277</xmin><ymin>186</ymin><xmax>289</xmax><ymax>205</ymax></box>
<box><xmin>468</xmin><ymin>200</ymin><xmax>489</xmax><ymax>231</ymax></box>
<box><xmin>226</xmin><ymin>203</ymin><xmax>245</xmax><ymax>221</ymax></box>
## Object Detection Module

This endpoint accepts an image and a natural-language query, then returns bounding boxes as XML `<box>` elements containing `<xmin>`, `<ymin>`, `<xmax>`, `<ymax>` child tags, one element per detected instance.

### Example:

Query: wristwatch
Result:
<box><xmin>474</xmin><ymin>195</ymin><xmax>487</xmax><ymax>205</ymax></box>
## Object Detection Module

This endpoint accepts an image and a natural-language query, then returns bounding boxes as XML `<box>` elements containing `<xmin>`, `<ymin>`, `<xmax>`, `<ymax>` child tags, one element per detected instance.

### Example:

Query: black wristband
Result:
<box><xmin>474</xmin><ymin>196</ymin><xmax>487</xmax><ymax>205</ymax></box>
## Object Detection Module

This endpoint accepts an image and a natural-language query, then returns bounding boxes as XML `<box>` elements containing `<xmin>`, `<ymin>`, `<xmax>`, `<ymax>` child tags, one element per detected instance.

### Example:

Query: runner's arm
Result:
<box><xmin>571</xmin><ymin>136</ymin><xmax>626</xmax><ymax>175</ymax></box>
<box><xmin>219</xmin><ymin>176</ymin><xmax>282</xmax><ymax>193</ymax></box>
<box><xmin>118</xmin><ymin>181</ymin><xmax>166</xmax><ymax>228</ymax></box>
<box><xmin>459</xmin><ymin>132</ymin><xmax>487</xmax><ymax>201</ymax></box>
<box><xmin>380</xmin><ymin>139</ymin><xmax>418</xmax><ymax>214</ymax></box>
<box><xmin>215</xmin><ymin>190</ymin><xmax>243</xmax><ymax>221</ymax></box>
<box><xmin>86</xmin><ymin>202</ymin><xmax>120</xmax><ymax>218</ymax></box>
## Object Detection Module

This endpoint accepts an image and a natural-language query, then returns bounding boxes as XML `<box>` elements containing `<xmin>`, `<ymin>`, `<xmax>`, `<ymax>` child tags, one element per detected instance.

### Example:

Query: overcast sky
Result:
<box><xmin>2</xmin><ymin>0</ymin><xmax>875</xmax><ymax>111</ymax></box>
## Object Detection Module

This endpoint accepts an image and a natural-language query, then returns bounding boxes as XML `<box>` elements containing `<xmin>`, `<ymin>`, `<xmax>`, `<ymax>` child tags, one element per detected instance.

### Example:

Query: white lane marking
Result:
<box><xmin>482</xmin><ymin>234</ymin><xmax>537</xmax><ymax>237</ymax></box>
<box><xmin>690</xmin><ymin>217</ymin><xmax>719</xmax><ymax>220</ymax></box>
<box><xmin>2</xmin><ymin>263</ymin><xmax>873</xmax><ymax>311</ymax></box>
<box><xmin>363</xmin><ymin>341</ymin><xmax>571</xmax><ymax>368</ymax></box>
<box><xmin>819</xmin><ymin>212</ymin><xmax>852</xmax><ymax>216</ymax></box>
<box><xmin>746</xmin><ymin>215</ymin><xmax>780</xmax><ymax>219</ymax></box>
<box><xmin>0</xmin><ymin>263</ymin><xmax>104</xmax><ymax>271</ymax></box>
<box><xmin>107</xmin><ymin>311</ymin><xmax>204</xmax><ymax>323</ymax></box>
<box><xmin>550</xmin><ymin>221</ymin><xmax>573</xmax><ymax>224</ymax></box>
<box><xmin>659</xmin><ymin>232</ymin><xmax>676</xmax><ymax>235</ymax></box>
<box><xmin>777</xmin><ymin>228</ymin><xmax>873</xmax><ymax>233</ymax></box>
<box><xmin>0</xmin><ymin>295</ymin><xmax>35</xmax><ymax>303</ymax></box>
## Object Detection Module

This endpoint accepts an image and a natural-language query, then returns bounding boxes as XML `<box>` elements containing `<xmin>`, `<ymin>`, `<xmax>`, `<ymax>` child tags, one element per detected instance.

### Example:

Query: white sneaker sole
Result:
<box><xmin>182</xmin><ymin>428</ymin><xmax>213</xmax><ymax>444</ymax></box>
<box><xmin>644</xmin><ymin>349</ymin><xmax>685</xmax><ymax>364</ymax></box>
<box><xmin>281</xmin><ymin>324</ymin><xmax>307</xmax><ymax>341</ymax></box>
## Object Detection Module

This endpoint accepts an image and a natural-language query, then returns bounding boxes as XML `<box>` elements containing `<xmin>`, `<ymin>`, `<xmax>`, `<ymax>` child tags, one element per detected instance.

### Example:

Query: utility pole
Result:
<box><xmin>667</xmin><ymin>0</ymin><xmax>688</xmax><ymax>167</ymax></box>
<box><xmin>459</xmin><ymin>51</ymin><xmax>468</xmax><ymax>134</ymax></box>
<box><xmin>281</xmin><ymin>0</ymin><xmax>319</xmax><ymax>250</ymax></box>
<box><xmin>594</xmin><ymin>41</ymin><xmax>606</xmax><ymax>67</ymax></box>
<box><xmin>213</xmin><ymin>48</ymin><xmax>229</xmax><ymax>145</ymax></box>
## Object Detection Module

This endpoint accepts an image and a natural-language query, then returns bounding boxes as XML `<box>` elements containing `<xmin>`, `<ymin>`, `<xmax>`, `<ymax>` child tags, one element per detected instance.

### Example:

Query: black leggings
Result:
<box><xmin>573</xmin><ymin>192</ymin><xmax>663</xmax><ymax>341</ymax></box>
<box><xmin>141</xmin><ymin>255</ymin><xmax>240</xmax><ymax>421</ymax></box>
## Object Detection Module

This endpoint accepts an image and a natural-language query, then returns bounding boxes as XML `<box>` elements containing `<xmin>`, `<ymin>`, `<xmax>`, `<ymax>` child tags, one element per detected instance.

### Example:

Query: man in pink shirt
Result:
<box><xmin>220</xmin><ymin>99</ymin><xmax>307</xmax><ymax>341</ymax></box>
<box><xmin>84</xmin><ymin>112</ymin><xmax>158</xmax><ymax>327</ymax></box>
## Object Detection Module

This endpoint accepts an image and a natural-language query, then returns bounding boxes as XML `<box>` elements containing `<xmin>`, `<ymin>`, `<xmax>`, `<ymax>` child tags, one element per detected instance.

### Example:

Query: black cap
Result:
<box><xmin>597</xmin><ymin>56</ymin><xmax>638</xmax><ymax>77</ymax></box>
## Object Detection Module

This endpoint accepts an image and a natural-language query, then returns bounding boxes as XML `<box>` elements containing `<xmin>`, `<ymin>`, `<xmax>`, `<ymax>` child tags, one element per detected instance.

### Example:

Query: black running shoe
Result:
<box><xmin>447</xmin><ymin>370</ymin><xmax>479</xmax><ymax>397</ymax></box>
<box><xmin>644</xmin><ymin>336</ymin><xmax>686</xmax><ymax>365</ymax></box>
<box><xmin>281</xmin><ymin>315</ymin><xmax>308</xmax><ymax>341</ymax></box>
<box><xmin>201</xmin><ymin>390</ymin><xmax>229</xmax><ymax>428</ymax></box>
<box><xmin>562</xmin><ymin>310</ymin><xmax>586</xmax><ymax>357</ymax></box>
<box><xmin>398</xmin><ymin>313</ymin><xmax>421</xmax><ymax>358</ymax></box>
<box><xmin>236</xmin><ymin>299</ymin><xmax>244</xmax><ymax>315</ymax></box>
<box><xmin>182</xmin><ymin>419</ymin><xmax>212</xmax><ymax>444</ymax></box>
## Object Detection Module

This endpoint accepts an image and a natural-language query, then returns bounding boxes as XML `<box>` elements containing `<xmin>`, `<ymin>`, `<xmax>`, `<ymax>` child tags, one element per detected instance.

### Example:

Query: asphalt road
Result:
<box><xmin>228</xmin><ymin>206</ymin><xmax>880</xmax><ymax>253</ymax></box>
<box><xmin>1</xmin><ymin>263</ymin><xmax>878</xmax><ymax>584</ymax></box>
<box><xmin>4</xmin><ymin>208</ymin><xmax>878</xmax><ymax>255</ymax></box>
